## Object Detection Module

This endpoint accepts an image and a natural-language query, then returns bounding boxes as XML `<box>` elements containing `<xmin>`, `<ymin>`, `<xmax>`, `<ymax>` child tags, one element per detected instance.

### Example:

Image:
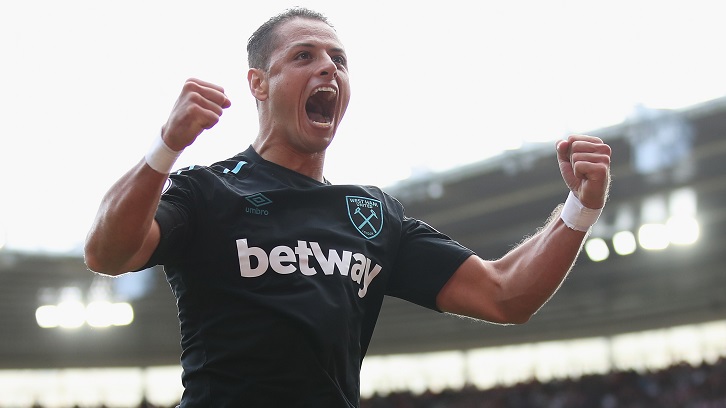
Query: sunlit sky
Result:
<box><xmin>1</xmin><ymin>0</ymin><xmax>725</xmax><ymax>254</ymax></box>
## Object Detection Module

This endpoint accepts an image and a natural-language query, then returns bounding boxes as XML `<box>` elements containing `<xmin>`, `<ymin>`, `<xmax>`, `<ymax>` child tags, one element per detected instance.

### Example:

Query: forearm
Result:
<box><xmin>84</xmin><ymin>159</ymin><xmax>166</xmax><ymax>275</ymax></box>
<box><xmin>491</xmin><ymin>135</ymin><xmax>610</xmax><ymax>319</ymax></box>
<box><xmin>492</xmin><ymin>205</ymin><xmax>588</xmax><ymax>321</ymax></box>
<box><xmin>438</xmin><ymin>135</ymin><xmax>610</xmax><ymax>323</ymax></box>
<box><xmin>85</xmin><ymin>79</ymin><xmax>230</xmax><ymax>275</ymax></box>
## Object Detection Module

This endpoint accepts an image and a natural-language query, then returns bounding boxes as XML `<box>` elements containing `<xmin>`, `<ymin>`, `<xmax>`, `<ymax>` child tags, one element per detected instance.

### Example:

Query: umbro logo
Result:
<box><xmin>245</xmin><ymin>193</ymin><xmax>273</xmax><ymax>216</ymax></box>
<box><xmin>246</xmin><ymin>193</ymin><xmax>273</xmax><ymax>207</ymax></box>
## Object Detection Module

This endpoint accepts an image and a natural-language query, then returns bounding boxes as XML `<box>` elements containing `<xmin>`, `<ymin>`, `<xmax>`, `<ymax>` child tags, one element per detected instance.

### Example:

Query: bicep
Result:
<box><xmin>121</xmin><ymin>220</ymin><xmax>161</xmax><ymax>273</ymax></box>
<box><xmin>436</xmin><ymin>255</ymin><xmax>511</xmax><ymax>323</ymax></box>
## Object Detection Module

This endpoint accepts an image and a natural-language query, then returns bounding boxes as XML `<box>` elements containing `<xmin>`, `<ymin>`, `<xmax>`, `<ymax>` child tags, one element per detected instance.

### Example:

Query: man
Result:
<box><xmin>84</xmin><ymin>7</ymin><xmax>611</xmax><ymax>407</ymax></box>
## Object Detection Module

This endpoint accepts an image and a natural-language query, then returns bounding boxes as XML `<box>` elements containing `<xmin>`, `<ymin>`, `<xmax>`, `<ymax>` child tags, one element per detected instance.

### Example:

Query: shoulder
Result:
<box><xmin>169</xmin><ymin>150</ymin><xmax>257</xmax><ymax>183</ymax></box>
<box><xmin>343</xmin><ymin>184</ymin><xmax>399</xmax><ymax>203</ymax></box>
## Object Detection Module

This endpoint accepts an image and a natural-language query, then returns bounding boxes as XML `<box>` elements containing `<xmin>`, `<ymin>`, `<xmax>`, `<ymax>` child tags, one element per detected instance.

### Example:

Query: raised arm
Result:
<box><xmin>84</xmin><ymin>79</ymin><xmax>231</xmax><ymax>275</ymax></box>
<box><xmin>436</xmin><ymin>135</ymin><xmax>611</xmax><ymax>324</ymax></box>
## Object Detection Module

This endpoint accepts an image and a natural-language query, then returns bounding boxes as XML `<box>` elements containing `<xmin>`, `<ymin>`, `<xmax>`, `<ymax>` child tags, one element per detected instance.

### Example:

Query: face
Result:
<box><xmin>253</xmin><ymin>17</ymin><xmax>351</xmax><ymax>154</ymax></box>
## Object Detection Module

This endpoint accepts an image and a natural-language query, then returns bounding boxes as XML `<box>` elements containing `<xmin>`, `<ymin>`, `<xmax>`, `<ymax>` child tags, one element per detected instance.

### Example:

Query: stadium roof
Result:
<box><xmin>2</xmin><ymin>98</ymin><xmax>725</xmax><ymax>369</ymax></box>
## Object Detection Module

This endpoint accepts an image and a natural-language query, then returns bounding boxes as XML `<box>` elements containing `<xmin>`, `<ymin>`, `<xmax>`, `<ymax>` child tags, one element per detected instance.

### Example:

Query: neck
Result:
<box><xmin>252</xmin><ymin>136</ymin><xmax>326</xmax><ymax>183</ymax></box>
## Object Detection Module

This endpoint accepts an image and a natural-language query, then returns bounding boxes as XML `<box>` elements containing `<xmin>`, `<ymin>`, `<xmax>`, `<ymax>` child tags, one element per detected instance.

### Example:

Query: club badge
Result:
<box><xmin>346</xmin><ymin>196</ymin><xmax>384</xmax><ymax>240</ymax></box>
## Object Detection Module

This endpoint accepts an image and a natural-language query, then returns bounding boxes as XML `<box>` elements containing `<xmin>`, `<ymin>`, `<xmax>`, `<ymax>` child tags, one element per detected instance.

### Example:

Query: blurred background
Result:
<box><xmin>1</xmin><ymin>1</ymin><xmax>725</xmax><ymax>407</ymax></box>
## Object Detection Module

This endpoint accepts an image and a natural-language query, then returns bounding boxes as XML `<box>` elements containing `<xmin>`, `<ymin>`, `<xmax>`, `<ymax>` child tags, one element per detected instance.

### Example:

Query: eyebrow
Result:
<box><xmin>291</xmin><ymin>42</ymin><xmax>346</xmax><ymax>55</ymax></box>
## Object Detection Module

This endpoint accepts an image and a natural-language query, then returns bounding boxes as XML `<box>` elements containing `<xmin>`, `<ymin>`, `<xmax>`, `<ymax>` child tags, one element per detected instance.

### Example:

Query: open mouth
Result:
<box><xmin>305</xmin><ymin>87</ymin><xmax>337</xmax><ymax>126</ymax></box>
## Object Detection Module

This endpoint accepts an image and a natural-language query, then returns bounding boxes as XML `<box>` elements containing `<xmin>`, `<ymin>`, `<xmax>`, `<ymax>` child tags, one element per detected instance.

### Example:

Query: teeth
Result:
<box><xmin>312</xmin><ymin>87</ymin><xmax>337</xmax><ymax>100</ymax></box>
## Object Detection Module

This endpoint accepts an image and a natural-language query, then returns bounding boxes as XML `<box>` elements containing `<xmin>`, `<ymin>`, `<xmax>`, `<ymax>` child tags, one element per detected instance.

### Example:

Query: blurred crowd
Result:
<box><xmin>362</xmin><ymin>357</ymin><xmax>726</xmax><ymax>408</ymax></box>
<box><xmin>26</xmin><ymin>357</ymin><xmax>726</xmax><ymax>408</ymax></box>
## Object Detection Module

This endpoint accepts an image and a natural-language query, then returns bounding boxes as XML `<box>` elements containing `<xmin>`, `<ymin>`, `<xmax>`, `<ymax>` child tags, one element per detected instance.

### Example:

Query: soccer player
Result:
<box><xmin>84</xmin><ymin>7</ymin><xmax>611</xmax><ymax>407</ymax></box>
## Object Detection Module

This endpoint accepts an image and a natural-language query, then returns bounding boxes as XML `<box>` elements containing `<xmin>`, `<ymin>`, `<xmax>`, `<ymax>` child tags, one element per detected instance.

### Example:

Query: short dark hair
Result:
<box><xmin>247</xmin><ymin>8</ymin><xmax>333</xmax><ymax>70</ymax></box>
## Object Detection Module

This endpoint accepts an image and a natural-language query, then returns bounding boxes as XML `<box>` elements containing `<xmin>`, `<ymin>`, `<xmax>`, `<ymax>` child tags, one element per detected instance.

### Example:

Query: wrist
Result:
<box><xmin>560</xmin><ymin>191</ymin><xmax>602</xmax><ymax>232</ymax></box>
<box><xmin>145</xmin><ymin>131</ymin><xmax>183</xmax><ymax>174</ymax></box>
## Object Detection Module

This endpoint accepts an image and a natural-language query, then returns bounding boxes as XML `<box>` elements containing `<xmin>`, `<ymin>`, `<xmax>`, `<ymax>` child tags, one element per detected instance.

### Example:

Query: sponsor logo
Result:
<box><xmin>245</xmin><ymin>193</ymin><xmax>273</xmax><ymax>216</ymax></box>
<box><xmin>346</xmin><ymin>196</ymin><xmax>384</xmax><ymax>240</ymax></box>
<box><xmin>246</xmin><ymin>193</ymin><xmax>273</xmax><ymax>207</ymax></box>
<box><xmin>236</xmin><ymin>239</ymin><xmax>382</xmax><ymax>298</ymax></box>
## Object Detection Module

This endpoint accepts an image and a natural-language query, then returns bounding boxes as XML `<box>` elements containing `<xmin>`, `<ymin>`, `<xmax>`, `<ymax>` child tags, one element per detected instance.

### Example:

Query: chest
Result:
<box><xmin>183</xmin><ymin>184</ymin><xmax>399</xmax><ymax>301</ymax></box>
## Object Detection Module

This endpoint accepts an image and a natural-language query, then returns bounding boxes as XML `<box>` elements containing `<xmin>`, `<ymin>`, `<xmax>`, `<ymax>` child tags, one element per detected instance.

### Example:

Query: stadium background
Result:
<box><xmin>1</xmin><ymin>98</ymin><xmax>725</xmax><ymax>406</ymax></box>
<box><xmin>3</xmin><ymin>1</ymin><xmax>726</xmax><ymax>406</ymax></box>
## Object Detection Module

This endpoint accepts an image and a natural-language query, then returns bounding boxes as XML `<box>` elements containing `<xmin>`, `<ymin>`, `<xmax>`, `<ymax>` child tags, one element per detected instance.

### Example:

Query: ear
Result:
<box><xmin>248</xmin><ymin>68</ymin><xmax>268</xmax><ymax>102</ymax></box>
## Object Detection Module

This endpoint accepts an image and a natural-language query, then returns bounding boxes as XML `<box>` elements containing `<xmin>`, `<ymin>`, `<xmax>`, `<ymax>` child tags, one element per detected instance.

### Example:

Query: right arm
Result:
<box><xmin>84</xmin><ymin>78</ymin><xmax>231</xmax><ymax>275</ymax></box>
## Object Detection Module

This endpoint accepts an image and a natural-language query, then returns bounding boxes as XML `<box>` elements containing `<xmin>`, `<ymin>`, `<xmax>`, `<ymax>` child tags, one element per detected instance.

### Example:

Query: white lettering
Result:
<box><xmin>310</xmin><ymin>242</ymin><xmax>352</xmax><ymax>276</ymax></box>
<box><xmin>237</xmin><ymin>239</ymin><xmax>269</xmax><ymax>278</ymax></box>
<box><xmin>359</xmin><ymin>263</ymin><xmax>382</xmax><ymax>298</ymax></box>
<box><xmin>294</xmin><ymin>240</ymin><xmax>316</xmax><ymax>276</ymax></box>
<box><xmin>235</xmin><ymin>238</ymin><xmax>382</xmax><ymax>298</ymax></box>
<box><xmin>269</xmin><ymin>245</ymin><xmax>296</xmax><ymax>274</ymax></box>
<box><xmin>348</xmin><ymin>198</ymin><xmax>378</xmax><ymax>209</ymax></box>
<box><xmin>350</xmin><ymin>253</ymin><xmax>366</xmax><ymax>284</ymax></box>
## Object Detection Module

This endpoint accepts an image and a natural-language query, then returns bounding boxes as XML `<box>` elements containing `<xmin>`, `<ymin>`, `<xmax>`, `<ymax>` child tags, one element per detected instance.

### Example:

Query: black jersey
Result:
<box><xmin>145</xmin><ymin>146</ymin><xmax>474</xmax><ymax>407</ymax></box>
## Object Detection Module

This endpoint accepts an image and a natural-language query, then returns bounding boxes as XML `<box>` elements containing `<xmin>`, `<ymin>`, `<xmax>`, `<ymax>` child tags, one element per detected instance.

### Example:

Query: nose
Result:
<box><xmin>319</xmin><ymin>55</ymin><xmax>337</xmax><ymax>78</ymax></box>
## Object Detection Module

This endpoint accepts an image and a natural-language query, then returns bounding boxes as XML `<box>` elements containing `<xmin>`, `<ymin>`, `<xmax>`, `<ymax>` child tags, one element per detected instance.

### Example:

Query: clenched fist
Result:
<box><xmin>161</xmin><ymin>78</ymin><xmax>232</xmax><ymax>151</ymax></box>
<box><xmin>556</xmin><ymin>135</ymin><xmax>611</xmax><ymax>210</ymax></box>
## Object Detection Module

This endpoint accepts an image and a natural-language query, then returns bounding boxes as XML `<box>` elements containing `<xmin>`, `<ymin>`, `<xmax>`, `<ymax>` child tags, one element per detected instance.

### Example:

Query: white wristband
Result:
<box><xmin>145</xmin><ymin>131</ymin><xmax>183</xmax><ymax>174</ymax></box>
<box><xmin>560</xmin><ymin>191</ymin><xmax>602</xmax><ymax>232</ymax></box>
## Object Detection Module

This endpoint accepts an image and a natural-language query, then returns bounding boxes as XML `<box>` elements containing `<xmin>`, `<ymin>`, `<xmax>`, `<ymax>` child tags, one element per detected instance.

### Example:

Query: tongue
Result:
<box><xmin>306</xmin><ymin>97</ymin><xmax>333</xmax><ymax>124</ymax></box>
<box><xmin>308</xmin><ymin>112</ymin><xmax>328</xmax><ymax>123</ymax></box>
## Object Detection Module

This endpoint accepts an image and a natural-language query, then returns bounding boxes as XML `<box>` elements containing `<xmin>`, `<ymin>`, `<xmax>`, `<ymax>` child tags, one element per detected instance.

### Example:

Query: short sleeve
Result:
<box><xmin>138</xmin><ymin>174</ymin><xmax>198</xmax><ymax>269</ymax></box>
<box><xmin>386</xmin><ymin>217</ymin><xmax>475</xmax><ymax>311</ymax></box>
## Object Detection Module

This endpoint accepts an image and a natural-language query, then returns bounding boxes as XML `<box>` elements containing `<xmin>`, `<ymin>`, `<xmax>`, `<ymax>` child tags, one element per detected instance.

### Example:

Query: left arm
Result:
<box><xmin>436</xmin><ymin>135</ymin><xmax>611</xmax><ymax>324</ymax></box>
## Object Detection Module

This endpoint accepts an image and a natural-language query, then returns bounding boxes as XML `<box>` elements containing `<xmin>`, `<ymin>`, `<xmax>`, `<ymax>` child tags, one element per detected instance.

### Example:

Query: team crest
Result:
<box><xmin>346</xmin><ymin>196</ymin><xmax>384</xmax><ymax>239</ymax></box>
